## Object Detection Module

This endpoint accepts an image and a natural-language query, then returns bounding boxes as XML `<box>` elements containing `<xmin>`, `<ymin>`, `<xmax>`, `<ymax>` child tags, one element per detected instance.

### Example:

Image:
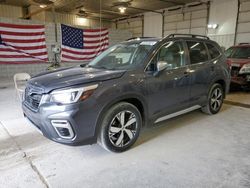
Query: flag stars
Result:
<box><xmin>61</xmin><ymin>24</ymin><xmax>84</xmax><ymax>49</ymax></box>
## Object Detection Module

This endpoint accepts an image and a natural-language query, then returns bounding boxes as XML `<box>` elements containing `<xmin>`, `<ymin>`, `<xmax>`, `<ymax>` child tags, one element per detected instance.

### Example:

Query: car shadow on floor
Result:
<box><xmin>0</xmin><ymin>105</ymin><xmax>233</xmax><ymax>156</ymax></box>
<box><xmin>134</xmin><ymin>104</ymin><xmax>233</xmax><ymax>149</ymax></box>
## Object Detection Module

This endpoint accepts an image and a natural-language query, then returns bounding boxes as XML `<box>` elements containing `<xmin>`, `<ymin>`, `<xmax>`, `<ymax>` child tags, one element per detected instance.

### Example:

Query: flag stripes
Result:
<box><xmin>0</xmin><ymin>22</ymin><xmax>48</xmax><ymax>64</ymax></box>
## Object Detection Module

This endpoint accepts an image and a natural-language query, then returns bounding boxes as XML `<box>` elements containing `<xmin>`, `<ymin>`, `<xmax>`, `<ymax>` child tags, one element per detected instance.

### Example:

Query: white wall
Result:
<box><xmin>144</xmin><ymin>12</ymin><xmax>162</xmax><ymax>38</ymax></box>
<box><xmin>141</xmin><ymin>0</ymin><xmax>239</xmax><ymax>48</ymax></box>
<box><xmin>115</xmin><ymin>17</ymin><xmax>143</xmax><ymax>37</ymax></box>
<box><xmin>208</xmin><ymin>0</ymin><xmax>238</xmax><ymax>48</ymax></box>
<box><xmin>236</xmin><ymin>0</ymin><xmax>250</xmax><ymax>44</ymax></box>
<box><xmin>163</xmin><ymin>4</ymin><xmax>208</xmax><ymax>37</ymax></box>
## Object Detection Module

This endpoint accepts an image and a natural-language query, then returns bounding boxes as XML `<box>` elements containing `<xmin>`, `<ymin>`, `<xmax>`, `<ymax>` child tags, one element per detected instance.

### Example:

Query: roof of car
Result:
<box><xmin>125</xmin><ymin>34</ymin><xmax>213</xmax><ymax>44</ymax></box>
<box><xmin>126</xmin><ymin>37</ymin><xmax>161</xmax><ymax>43</ymax></box>
<box><xmin>232</xmin><ymin>43</ymin><xmax>250</xmax><ymax>48</ymax></box>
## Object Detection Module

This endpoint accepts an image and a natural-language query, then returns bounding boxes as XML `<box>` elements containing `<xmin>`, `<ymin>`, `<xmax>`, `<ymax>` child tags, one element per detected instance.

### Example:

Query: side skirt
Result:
<box><xmin>154</xmin><ymin>105</ymin><xmax>201</xmax><ymax>124</ymax></box>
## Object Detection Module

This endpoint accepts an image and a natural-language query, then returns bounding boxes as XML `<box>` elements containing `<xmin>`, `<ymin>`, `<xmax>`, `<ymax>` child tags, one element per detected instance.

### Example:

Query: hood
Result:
<box><xmin>28</xmin><ymin>66</ymin><xmax>126</xmax><ymax>93</ymax></box>
<box><xmin>227</xmin><ymin>58</ymin><xmax>250</xmax><ymax>67</ymax></box>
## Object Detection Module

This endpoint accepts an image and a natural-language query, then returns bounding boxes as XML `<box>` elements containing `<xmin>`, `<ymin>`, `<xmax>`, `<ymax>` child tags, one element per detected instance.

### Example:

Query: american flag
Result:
<box><xmin>0</xmin><ymin>22</ymin><xmax>48</xmax><ymax>64</ymax></box>
<box><xmin>61</xmin><ymin>24</ymin><xmax>109</xmax><ymax>62</ymax></box>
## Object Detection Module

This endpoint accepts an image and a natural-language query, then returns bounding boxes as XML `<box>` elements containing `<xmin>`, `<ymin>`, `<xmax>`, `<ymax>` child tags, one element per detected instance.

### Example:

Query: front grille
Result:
<box><xmin>231</xmin><ymin>66</ymin><xmax>240</xmax><ymax>77</ymax></box>
<box><xmin>24</xmin><ymin>85</ymin><xmax>44</xmax><ymax>110</ymax></box>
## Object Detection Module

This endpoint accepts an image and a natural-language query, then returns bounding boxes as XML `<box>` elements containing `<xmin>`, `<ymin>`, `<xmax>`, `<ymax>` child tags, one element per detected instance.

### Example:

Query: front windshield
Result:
<box><xmin>226</xmin><ymin>47</ymin><xmax>250</xmax><ymax>59</ymax></box>
<box><xmin>87</xmin><ymin>41</ymin><xmax>156</xmax><ymax>70</ymax></box>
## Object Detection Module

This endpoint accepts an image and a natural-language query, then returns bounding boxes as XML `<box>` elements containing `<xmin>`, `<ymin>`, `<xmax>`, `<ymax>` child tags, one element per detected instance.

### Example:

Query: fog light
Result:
<box><xmin>51</xmin><ymin>120</ymin><xmax>74</xmax><ymax>139</ymax></box>
<box><xmin>56</xmin><ymin>127</ymin><xmax>70</xmax><ymax>137</ymax></box>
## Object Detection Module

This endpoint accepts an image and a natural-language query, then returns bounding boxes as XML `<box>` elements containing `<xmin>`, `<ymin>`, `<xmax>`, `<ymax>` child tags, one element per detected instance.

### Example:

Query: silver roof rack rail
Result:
<box><xmin>166</xmin><ymin>34</ymin><xmax>210</xmax><ymax>40</ymax></box>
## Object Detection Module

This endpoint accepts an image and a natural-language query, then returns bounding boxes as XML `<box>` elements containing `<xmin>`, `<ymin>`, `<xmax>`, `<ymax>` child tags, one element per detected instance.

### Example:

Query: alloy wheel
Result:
<box><xmin>108</xmin><ymin>110</ymin><xmax>137</xmax><ymax>147</ymax></box>
<box><xmin>210</xmin><ymin>88</ymin><xmax>223</xmax><ymax>111</ymax></box>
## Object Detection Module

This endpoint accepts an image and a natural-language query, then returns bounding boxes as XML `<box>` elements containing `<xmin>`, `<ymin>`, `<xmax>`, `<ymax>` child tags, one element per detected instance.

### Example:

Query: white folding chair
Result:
<box><xmin>13</xmin><ymin>73</ymin><xmax>31</xmax><ymax>101</ymax></box>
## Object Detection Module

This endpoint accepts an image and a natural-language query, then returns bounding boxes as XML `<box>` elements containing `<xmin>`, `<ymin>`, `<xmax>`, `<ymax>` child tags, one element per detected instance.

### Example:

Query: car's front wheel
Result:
<box><xmin>202</xmin><ymin>83</ymin><xmax>224</xmax><ymax>115</ymax></box>
<box><xmin>98</xmin><ymin>102</ymin><xmax>142</xmax><ymax>152</ymax></box>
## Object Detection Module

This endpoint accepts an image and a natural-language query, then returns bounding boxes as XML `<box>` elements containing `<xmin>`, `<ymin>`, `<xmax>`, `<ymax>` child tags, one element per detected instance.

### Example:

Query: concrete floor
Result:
<box><xmin>0</xmin><ymin>80</ymin><xmax>250</xmax><ymax>188</ymax></box>
<box><xmin>226</xmin><ymin>91</ymin><xmax>250</xmax><ymax>106</ymax></box>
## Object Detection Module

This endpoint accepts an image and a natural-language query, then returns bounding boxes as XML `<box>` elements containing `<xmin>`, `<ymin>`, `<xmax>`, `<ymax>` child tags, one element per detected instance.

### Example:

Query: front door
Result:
<box><xmin>145</xmin><ymin>40</ymin><xmax>191</xmax><ymax>119</ymax></box>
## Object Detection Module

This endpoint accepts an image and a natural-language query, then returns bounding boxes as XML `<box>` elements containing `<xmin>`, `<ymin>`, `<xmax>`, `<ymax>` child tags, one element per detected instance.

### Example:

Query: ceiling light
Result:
<box><xmin>40</xmin><ymin>4</ymin><xmax>47</xmax><ymax>8</ymax></box>
<box><xmin>77</xmin><ymin>17</ymin><xmax>87</xmax><ymax>26</ymax></box>
<box><xmin>208</xmin><ymin>24</ymin><xmax>218</xmax><ymax>29</ymax></box>
<box><xmin>119</xmin><ymin>6</ymin><xmax>126</xmax><ymax>13</ymax></box>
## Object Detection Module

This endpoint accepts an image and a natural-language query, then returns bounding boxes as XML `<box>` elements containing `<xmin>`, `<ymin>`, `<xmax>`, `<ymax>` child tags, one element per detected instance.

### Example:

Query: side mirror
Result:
<box><xmin>154</xmin><ymin>61</ymin><xmax>169</xmax><ymax>76</ymax></box>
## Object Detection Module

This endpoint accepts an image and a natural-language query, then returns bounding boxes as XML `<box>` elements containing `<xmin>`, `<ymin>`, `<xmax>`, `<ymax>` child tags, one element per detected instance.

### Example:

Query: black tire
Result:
<box><xmin>98</xmin><ymin>102</ymin><xmax>142</xmax><ymax>153</ymax></box>
<box><xmin>201</xmin><ymin>83</ymin><xmax>224</xmax><ymax>115</ymax></box>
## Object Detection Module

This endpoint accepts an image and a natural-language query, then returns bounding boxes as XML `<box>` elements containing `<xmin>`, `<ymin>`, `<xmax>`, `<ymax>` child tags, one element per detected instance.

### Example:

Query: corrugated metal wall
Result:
<box><xmin>143</xmin><ymin>12</ymin><xmax>163</xmax><ymax>38</ymax></box>
<box><xmin>0</xmin><ymin>4</ymin><xmax>111</xmax><ymax>29</ymax></box>
<box><xmin>0</xmin><ymin>16</ymin><xmax>132</xmax><ymax>78</ymax></box>
<box><xmin>45</xmin><ymin>12</ymin><xmax>112</xmax><ymax>28</ymax></box>
<box><xmin>209</xmin><ymin>34</ymin><xmax>235</xmax><ymax>48</ymax></box>
<box><xmin>164</xmin><ymin>4</ymin><xmax>208</xmax><ymax>37</ymax></box>
<box><xmin>236</xmin><ymin>0</ymin><xmax>250</xmax><ymax>43</ymax></box>
<box><xmin>207</xmin><ymin>0</ymin><xmax>238</xmax><ymax>48</ymax></box>
<box><xmin>0</xmin><ymin>4</ymin><xmax>23</xmax><ymax>18</ymax></box>
<box><xmin>116</xmin><ymin>16</ymin><xmax>143</xmax><ymax>37</ymax></box>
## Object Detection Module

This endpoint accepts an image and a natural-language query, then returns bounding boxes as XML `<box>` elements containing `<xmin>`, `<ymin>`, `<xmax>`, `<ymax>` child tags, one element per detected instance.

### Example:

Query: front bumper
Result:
<box><xmin>22</xmin><ymin>100</ymin><xmax>99</xmax><ymax>146</ymax></box>
<box><xmin>231</xmin><ymin>74</ymin><xmax>250</xmax><ymax>87</ymax></box>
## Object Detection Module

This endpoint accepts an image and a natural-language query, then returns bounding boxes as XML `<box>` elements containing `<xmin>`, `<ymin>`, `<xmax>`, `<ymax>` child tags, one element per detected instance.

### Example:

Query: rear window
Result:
<box><xmin>206</xmin><ymin>43</ymin><xmax>221</xmax><ymax>59</ymax></box>
<box><xmin>226</xmin><ymin>47</ymin><xmax>250</xmax><ymax>59</ymax></box>
<box><xmin>187</xmin><ymin>41</ymin><xmax>209</xmax><ymax>64</ymax></box>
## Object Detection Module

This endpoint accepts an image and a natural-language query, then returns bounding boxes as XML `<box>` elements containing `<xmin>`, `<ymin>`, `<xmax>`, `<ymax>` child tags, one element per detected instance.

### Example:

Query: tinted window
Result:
<box><xmin>88</xmin><ymin>42</ymin><xmax>155</xmax><ymax>70</ymax></box>
<box><xmin>225</xmin><ymin>47</ymin><xmax>234</xmax><ymax>58</ymax></box>
<box><xmin>206</xmin><ymin>43</ymin><xmax>221</xmax><ymax>59</ymax></box>
<box><xmin>187</xmin><ymin>41</ymin><xmax>209</xmax><ymax>64</ymax></box>
<box><xmin>227</xmin><ymin>47</ymin><xmax>250</xmax><ymax>59</ymax></box>
<box><xmin>148</xmin><ymin>41</ymin><xmax>185</xmax><ymax>71</ymax></box>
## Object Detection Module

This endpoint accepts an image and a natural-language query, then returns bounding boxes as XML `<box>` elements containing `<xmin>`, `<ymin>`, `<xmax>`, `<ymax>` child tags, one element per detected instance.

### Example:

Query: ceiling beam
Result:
<box><xmin>101</xmin><ymin>9</ymin><xmax>129</xmax><ymax>16</ymax></box>
<box><xmin>158</xmin><ymin>0</ymin><xmax>185</xmax><ymax>5</ymax></box>
<box><xmin>81</xmin><ymin>8</ymin><xmax>130</xmax><ymax>17</ymax></box>
<box><xmin>22</xmin><ymin>4</ymin><xmax>53</xmax><ymax>19</ymax></box>
<box><xmin>127</xmin><ymin>6</ymin><xmax>163</xmax><ymax>14</ymax></box>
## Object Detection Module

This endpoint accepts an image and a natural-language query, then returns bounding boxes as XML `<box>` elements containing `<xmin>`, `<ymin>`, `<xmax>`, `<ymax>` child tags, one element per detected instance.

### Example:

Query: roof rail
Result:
<box><xmin>166</xmin><ymin>34</ymin><xmax>210</xmax><ymax>40</ymax></box>
<box><xmin>126</xmin><ymin>37</ymin><xmax>156</xmax><ymax>41</ymax></box>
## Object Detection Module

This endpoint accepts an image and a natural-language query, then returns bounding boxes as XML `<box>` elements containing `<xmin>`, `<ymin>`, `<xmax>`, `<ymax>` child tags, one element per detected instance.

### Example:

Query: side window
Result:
<box><xmin>187</xmin><ymin>41</ymin><xmax>209</xmax><ymax>64</ymax></box>
<box><xmin>147</xmin><ymin>41</ymin><xmax>185</xmax><ymax>71</ymax></box>
<box><xmin>206</xmin><ymin>43</ymin><xmax>221</xmax><ymax>59</ymax></box>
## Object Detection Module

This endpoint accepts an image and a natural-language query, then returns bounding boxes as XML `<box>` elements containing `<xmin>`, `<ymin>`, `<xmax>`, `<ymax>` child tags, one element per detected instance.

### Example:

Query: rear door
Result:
<box><xmin>186</xmin><ymin>41</ymin><xmax>216</xmax><ymax>105</ymax></box>
<box><xmin>145</xmin><ymin>40</ymin><xmax>191</xmax><ymax>118</ymax></box>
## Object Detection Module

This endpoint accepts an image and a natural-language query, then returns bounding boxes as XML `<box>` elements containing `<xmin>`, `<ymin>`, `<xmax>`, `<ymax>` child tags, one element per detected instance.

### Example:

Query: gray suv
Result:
<box><xmin>22</xmin><ymin>34</ymin><xmax>230</xmax><ymax>152</ymax></box>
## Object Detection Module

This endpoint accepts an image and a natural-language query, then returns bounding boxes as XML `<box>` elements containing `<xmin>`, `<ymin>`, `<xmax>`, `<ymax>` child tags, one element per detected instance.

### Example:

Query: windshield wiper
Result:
<box><xmin>80</xmin><ymin>64</ymin><xmax>87</xmax><ymax>67</ymax></box>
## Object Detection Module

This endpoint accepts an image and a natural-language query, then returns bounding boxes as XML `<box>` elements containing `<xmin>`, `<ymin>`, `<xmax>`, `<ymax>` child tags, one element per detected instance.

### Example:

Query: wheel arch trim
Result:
<box><xmin>94</xmin><ymin>94</ymin><xmax>148</xmax><ymax>139</ymax></box>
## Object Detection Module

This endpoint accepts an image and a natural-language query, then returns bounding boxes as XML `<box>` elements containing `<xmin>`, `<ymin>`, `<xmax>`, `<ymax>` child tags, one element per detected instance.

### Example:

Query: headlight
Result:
<box><xmin>239</xmin><ymin>64</ymin><xmax>250</xmax><ymax>74</ymax></box>
<box><xmin>50</xmin><ymin>84</ymin><xmax>98</xmax><ymax>104</ymax></box>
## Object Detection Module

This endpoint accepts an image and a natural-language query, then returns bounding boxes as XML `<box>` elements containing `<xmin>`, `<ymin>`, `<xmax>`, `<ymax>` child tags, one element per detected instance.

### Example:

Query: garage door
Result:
<box><xmin>116</xmin><ymin>16</ymin><xmax>143</xmax><ymax>37</ymax></box>
<box><xmin>164</xmin><ymin>3</ymin><xmax>208</xmax><ymax>37</ymax></box>
<box><xmin>235</xmin><ymin>0</ymin><xmax>250</xmax><ymax>43</ymax></box>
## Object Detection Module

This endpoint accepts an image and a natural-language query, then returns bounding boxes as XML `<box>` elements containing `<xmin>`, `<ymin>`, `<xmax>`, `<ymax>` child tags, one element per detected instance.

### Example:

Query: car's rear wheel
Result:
<box><xmin>98</xmin><ymin>102</ymin><xmax>142</xmax><ymax>152</ymax></box>
<box><xmin>201</xmin><ymin>83</ymin><xmax>224</xmax><ymax>115</ymax></box>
